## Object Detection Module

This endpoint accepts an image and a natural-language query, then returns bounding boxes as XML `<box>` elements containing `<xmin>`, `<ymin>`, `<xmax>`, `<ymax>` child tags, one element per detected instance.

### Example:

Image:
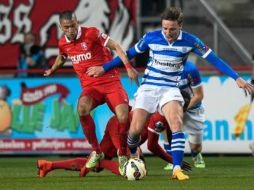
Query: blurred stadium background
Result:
<box><xmin>0</xmin><ymin>1</ymin><xmax>254</xmax><ymax>188</ymax></box>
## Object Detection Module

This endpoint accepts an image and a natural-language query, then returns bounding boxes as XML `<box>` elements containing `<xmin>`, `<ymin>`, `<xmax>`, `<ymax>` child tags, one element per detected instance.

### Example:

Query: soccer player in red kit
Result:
<box><xmin>37</xmin><ymin>112</ymin><xmax>191</xmax><ymax>178</ymax></box>
<box><xmin>43</xmin><ymin>10</ymin><xmax>138</xmax><ymax>174</ymax></box>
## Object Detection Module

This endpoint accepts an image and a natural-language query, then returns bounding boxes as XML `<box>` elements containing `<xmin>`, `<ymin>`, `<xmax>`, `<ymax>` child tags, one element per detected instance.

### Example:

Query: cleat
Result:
<box><xmin>118</xmin><ymin>155</ymin><xmax>128</xmax><ymax>176</ymax></box>
<box><xmin>164</xmin><ymin>163</ymin><xmax>173</xmax><ymax>171</ymax></box>
<box><xmin>172</xmin><ymin>168</ymin><xmax>189</xmax><ymax>180</ymax></box>
<box><xmin>85</xmin><ymin>151</ymin><xmax>104</xmax><ymax>169</ymax></box>
<box><xmin>37</xmin><ymin>160</ymin><xmax>52</xmax><ymax>177</ymax></box>
<box><xmin>193</xmin><ymin>153</ymin><xmax>206</xmax><ymax>168</ymax></box>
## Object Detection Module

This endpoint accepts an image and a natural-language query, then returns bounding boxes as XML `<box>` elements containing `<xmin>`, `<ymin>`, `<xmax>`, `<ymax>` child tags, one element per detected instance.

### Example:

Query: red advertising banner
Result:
<box><xmin>20</xmin><ymin>83</ymin><xmax>69</xmax><ymax>105</ymax></box>
<box><xmin>0</xmin><ymin>139</ymin><xmax>92</xmax><ymax>153</ymax></box>
<box><xmin>0</xmin><ymin>0</ymin><xmax>136</xmax><ymax>68</ymax></box>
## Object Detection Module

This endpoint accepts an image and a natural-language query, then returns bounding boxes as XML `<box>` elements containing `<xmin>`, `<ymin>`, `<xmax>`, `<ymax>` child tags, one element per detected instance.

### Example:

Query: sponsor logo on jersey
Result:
<box><xmin>153</xmin><ymin>59</ymin><xmax>182</xmax><ymax>69</ymax></box>
<box><xmin>69</xmin><ymin>53</ymin><xmax>92</xmax><ymax>64</ymax></box>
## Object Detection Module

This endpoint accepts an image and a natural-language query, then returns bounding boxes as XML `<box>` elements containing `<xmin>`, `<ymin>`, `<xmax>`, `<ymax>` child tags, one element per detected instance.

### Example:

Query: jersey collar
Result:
<box><xmin>65</xmin><ymin>26</ymin><xmax>82</xmax><ymax>43</ymax></box>
<box><xmin>161</xmin><ymin>30</ymin><xmax>183</xmax><ymax>44</ymax></box>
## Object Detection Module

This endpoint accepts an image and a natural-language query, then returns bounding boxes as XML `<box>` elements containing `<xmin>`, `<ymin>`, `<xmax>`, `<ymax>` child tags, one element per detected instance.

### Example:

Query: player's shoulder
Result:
<box><xmin>82</xmin><ymin>26</ymin><xmax>100</xmax><ymax>37</ymax></box>
<box><xmin>145</xmin><ymin>29</ymin><xmax>162</xmax><ymax>38</ymax></box>
<box><xmin>141</xmin><ymin>29</ymin><xmax>162</xmax><ymax>44</ymax></box>
<box><xmin>181</xmin><ymin>31</ymin><xmax>200</xmax><ymax>44</ymax></box>
<box><xmin>84</xmin><ymin>26</ymin><xmax>98</xmax><ymax>32</ymax></box>
<box><xmin>58</xmin><ymin>36</ymin><xmax>67</xmax><ymax>47</ymax></box>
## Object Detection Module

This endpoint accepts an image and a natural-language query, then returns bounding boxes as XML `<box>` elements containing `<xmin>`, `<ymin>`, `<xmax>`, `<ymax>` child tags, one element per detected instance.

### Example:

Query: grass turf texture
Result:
<box><xmin>1</xmin><ymin>156</ymin><xmax>254</xmax><ymax>190</ymax></box>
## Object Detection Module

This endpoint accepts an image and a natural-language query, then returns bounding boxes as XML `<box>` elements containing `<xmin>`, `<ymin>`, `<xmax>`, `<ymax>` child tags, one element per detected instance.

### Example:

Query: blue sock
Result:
<box><xmin>127</xmin><ymin>134</ymin><xmax>140</xmax><ymax>155</ymax></box>
<box><xmin>163</xmin><ymin>143</ymin><xmax>172</xmax><ymax>155</ymax></box>
<box><xmin>171</xmin><ymin>132</ymin><xmax>185</xmax><ymax>167</ymax></box>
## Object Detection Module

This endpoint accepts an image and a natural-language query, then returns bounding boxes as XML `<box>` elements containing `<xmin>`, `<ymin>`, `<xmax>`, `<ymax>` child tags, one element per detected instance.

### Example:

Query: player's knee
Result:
<box><xmin>116</xmin><ymin>113</ymin><xmax>128</xmax><ymax>124</ymax></box>
<box><xmin>77</xmin><ymin>102</ymin><xmax>90</xmax><ymax>115</ymax></box>
<box><xmin>129</xmin><ymin>123</ymin><xmax>142</xmax><ymax>136</ymax></box>
<box><xmin>78</xmin><ymin>97</ymin><xmax>92</xmax><ymax>115</ymax></box>
<box><xmin>169</xmin><ymin>117</ymin><xmax>183</xmax><ymax>132</ymax></box>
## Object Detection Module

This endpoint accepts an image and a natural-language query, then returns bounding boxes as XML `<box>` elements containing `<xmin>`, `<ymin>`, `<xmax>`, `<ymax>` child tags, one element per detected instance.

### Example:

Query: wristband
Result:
<box><xmin>125</xmin><ymin>63</ymin><xmax>133</xmax><ymax>70</ymax></box>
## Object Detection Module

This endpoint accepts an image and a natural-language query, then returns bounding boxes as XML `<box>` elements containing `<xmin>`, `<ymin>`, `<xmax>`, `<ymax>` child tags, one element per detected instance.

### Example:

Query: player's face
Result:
<box><xmin>60</xmin><ymin>18</ymin><xmax>79</xmax><ymax>41</ymax></box>
<box><xmin>162</xmin><ymin>19</ymin><xmax>181</xmax><ymax>43</ymax></box>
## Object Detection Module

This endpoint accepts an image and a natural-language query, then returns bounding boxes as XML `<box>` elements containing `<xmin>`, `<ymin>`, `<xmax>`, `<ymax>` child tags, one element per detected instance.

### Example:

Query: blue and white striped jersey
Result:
<box><xmin>179</xmin><ymin>60</ymin><xmax>202</xmax><ymax>110</ymax></box>
<box><xmin>134</xmin><ymin>29</ymin><xmax>211</xmax><ymax>88</ymax></box>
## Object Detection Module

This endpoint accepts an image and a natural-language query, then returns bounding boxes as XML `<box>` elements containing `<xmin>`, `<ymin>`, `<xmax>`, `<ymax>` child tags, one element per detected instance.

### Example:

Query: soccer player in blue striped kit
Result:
<box><xmin>163</xmin><ymin>60</ymin><xmax>205</xmax><ymax>170</ymax></box>
<box><xmin>86</xmin><ymin>7</ymin><xmax>254</xmax><ymax>180</ymax></box>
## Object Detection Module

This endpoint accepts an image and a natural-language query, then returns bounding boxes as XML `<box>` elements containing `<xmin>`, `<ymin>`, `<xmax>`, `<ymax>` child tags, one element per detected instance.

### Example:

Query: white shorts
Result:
<box><xmin>183</xmin><ymin>107</ymin><xmax>205</xmax><ymax>144</ymax></box>
<box><xmin>133</xmin><ymin>85</ymin><xmax>184</xmax><ymax>115</ymax></box>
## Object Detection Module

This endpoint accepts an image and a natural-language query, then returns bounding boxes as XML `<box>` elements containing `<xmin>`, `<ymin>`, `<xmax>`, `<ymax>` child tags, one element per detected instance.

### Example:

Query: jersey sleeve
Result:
<box><xmin>89</xmin><ymin>27</ymin><xmax>110</xmax><ymax>47</ymax></box>
<box><xmin>134</xmin><ymin>33</ymin><xmax>150</xmax><ymax>53</ymax></box>
<box><xmin>191</xmin><ymin>35</ymin><xmax>212</xmax><ymax>59</ymax></box>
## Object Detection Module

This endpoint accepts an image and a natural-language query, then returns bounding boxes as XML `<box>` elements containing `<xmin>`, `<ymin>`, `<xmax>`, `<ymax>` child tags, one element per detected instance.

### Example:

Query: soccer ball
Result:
<box><xmin>123</xmin><ymin>158</ymin><xmax>147</xmax><ymax>180</ymax></box>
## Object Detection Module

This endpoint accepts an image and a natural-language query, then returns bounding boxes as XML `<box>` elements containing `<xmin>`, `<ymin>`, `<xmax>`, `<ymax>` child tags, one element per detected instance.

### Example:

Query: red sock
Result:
<box><xmin>80</xmin><ymin>115</ymin><xmax>101</xmax><ymax>153</ymax></box>
<box><xmin>52</xmin><ymin>158</ymin><xmax>87</xmax><ymax>171</ymax></box>
<box><xmin>118</xmin><ymin>121</ymin><xmax>129</xmax><ymax>156</ymax></box>
<box><xmin>99</xmin><ymin>160</ymin><xmax>120</xmax><ymax>175</ymax></box>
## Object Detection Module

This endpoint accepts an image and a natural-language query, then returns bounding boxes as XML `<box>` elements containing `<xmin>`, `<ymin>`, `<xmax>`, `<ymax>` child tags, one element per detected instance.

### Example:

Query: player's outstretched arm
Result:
<box><xmin>86</xmin><ymin>45</ymin><xmax>140</xmax><ymax>86</ymax></box>
<box><xmin>106</xmin><ymin>39</ymin><xmax>139</xmax><ymax>85</ymax></box>
<box><xmin>236</xmin><ymin>77</ymin><xmax>254</xmax><ymax>95</ymax></box>
<box><xmin>44</xmin><ymin>55</ymin><xmax>66</xmax><ymax>76</ymax></box>
<box><xmin>205</xmin><ymin>51</ymin><xmax>254</xmax><ymax>95</ymax></box>
<box><xmin>86</xmin><ymin>47</ymin><xmax>138</xmax><ymax>76</ymax></box>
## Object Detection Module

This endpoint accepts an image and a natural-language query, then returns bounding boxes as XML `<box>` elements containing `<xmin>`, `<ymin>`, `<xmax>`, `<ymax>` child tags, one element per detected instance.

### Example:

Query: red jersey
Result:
<box><xmin>58</xmin><ymin>26</ymin><xmax>120</xmax><ymax>88</ymax></box>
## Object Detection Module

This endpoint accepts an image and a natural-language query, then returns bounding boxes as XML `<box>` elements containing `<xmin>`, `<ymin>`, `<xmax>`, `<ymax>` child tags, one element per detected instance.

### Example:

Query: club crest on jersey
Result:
<box><xmin>81</xmin><ymin>42</ymin><xmax>87</xmax><ymax>50</ymax></box>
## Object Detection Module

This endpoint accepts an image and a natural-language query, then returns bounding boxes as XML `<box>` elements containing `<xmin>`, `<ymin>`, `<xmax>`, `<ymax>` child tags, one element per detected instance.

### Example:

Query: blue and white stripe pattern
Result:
<box><xmin>171</xmin><ymin>132</ymin><xmax>185</xmax><ymax>166</ymax></box>
<box><xmin>127</xmin><ymin>134</ymin><xmax>141</xmax><ymax>155</ymax></box>
<box><xmin>134</xmin><ymin>30</ymin><xmax>211</xmax><ymax>88</ymax></box>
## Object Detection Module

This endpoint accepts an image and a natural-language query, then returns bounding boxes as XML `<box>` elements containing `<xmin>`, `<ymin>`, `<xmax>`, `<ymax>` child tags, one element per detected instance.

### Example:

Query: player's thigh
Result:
<box><xmin>129</xmin><ymin>109</ymin><xmax>150</xmax><ymax>135</ymax></box>
<box><xmin>133</xmin><ymin>86</ymin><xmax>159</xmax><ymax>113</ymax></box>
<box><xmin>79</xmin><ymin>88</ymin><xmax>105</xmax><ymax>111</ymax></box>
<box><xmin>183</xmin><ymin>108</ymin><xmax>205</xmax><ymax>131</ymax></box>
<box><xmin>161</xmin><ymin>101</ymin><xmax>183</xmax><ymax>132</ymax></box>
<box><xmin>159</xmin><ymin>87</ymin><xmax>184</xmax><ymax>115</ymax></box>
<box><xmin>105</xmin><ymin>86</ymin><xmax>128</xmax><ymax>113</ymax></box>
<box><xmin>184</xmin><ymin>108</ymin><xmax>205</xmax><ymax>144</ymax></box>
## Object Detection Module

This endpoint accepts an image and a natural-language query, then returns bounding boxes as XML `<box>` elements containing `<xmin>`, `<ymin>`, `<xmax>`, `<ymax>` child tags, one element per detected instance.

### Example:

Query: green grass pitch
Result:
<box><xmin>1</xmin><ymin>156</ymin><xmax>254</xmax><ymax>190</ymax></box>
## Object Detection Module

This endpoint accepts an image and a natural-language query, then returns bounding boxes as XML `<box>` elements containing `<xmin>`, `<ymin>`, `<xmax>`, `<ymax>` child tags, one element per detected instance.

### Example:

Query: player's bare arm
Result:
<box><xmin>187</xmin><ymin>86</ymin><xmax>204</xmax><ymax>110</ymax></box>
<box><xmin>44</xmin><ymin>55</ymin><xmax>66</xmax><ymax>76</ymax></box>
<box><xmin>87</xmin><ymin>38</ymin><xmax>139</xmax><ymax>86</ymax></box>
<box><xmin>107</xmin><ymin>38</ymin><xmax>139</xmax><ymax>86</ymax></box>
